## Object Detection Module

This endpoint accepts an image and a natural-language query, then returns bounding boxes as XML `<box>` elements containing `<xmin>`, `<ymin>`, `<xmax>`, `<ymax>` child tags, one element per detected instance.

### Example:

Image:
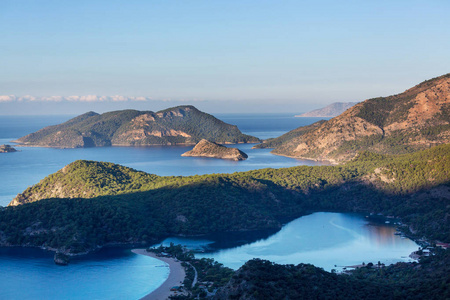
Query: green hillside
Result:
<box><xmin>2</xmin><ymin>144</ymin><xmax>449</xmax><ymax>254</ymax></box>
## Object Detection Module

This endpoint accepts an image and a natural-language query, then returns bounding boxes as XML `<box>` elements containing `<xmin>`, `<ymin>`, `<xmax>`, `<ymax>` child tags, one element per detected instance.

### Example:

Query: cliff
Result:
<box><xmin>182</xmin><ymin>139</ymin><xmax>248</xmax><ymax>161</ymax></box>
<box><xmin>295</xmin><ymin>102</ymin><xmax>357</xmax><ymax>118</ymax></box>
<box><xmin>13</xmin><ymin>106</ymin><xmax>259</xmax><ymax>148</ymax></box>
<box><xmin>267</xmin><ymin>74</ymin><xmax>450</xmax><ymax>162</ymax></box>
<box><xmin>0</xmin><ymin>144</ymin><xmax>17</xmax><ymax>153</ymax></box>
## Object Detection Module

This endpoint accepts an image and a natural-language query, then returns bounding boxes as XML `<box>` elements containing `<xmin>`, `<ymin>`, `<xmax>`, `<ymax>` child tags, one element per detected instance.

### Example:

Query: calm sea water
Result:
<box><xmin>0</xmin><ymin>114</ymin><xmax>419</xmax><ymax>299</ymax></box>
<box><xmin>158</xmin><ymin>212</ymin><xmax>419</xmax><ymax>272</ymax></box>
<box><xmin>0</xmin><ymin>114</ymin><xmax>327</xmax><ymax>206</ymax></box>
<box><xmin>0</xmin><ymin>247</ymin><xmax>168</xmax><ymax>300</ymax></box>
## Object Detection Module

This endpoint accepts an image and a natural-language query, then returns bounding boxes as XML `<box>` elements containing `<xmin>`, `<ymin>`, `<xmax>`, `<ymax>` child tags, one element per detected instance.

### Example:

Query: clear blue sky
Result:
<box><xmin>0</xmin><ymin>0</ymin><xmax>449</xmax><ymax>114</ymax></box>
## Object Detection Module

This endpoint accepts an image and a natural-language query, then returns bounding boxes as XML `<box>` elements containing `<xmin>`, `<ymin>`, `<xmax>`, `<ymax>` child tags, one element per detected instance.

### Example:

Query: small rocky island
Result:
<box><xmin>0</xmin><ymin>144</ymin><xmax>17</xmax><ymax>153</ymax></box>
<box><xmin>54</xmin><ymin>252</ymin><xmax>70</xmax><ymax>265</ymax></box>
<box><xmin>182</xmin><ymin>139</ymin><xmax>248</xmax><ymax>161</ymax></box>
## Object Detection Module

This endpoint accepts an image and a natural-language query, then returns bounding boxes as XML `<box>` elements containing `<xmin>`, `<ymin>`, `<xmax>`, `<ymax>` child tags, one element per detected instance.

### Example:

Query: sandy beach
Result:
<box><xmin>132</xmin><ymin>249</ymin><xmax>186</xmax><ymax>300</ymax></box>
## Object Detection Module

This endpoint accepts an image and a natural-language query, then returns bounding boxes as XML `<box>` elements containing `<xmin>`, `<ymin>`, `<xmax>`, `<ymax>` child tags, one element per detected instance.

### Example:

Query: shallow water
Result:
<box><xmin>0</xmin><ymin>247</ymin><xmax>168</xmax><ymax>300</ymax></box>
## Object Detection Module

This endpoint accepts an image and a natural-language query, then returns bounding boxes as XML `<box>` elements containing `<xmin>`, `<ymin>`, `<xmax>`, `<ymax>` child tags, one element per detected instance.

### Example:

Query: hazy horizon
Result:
<box><xmin>1</xmin><ymin>1</ymin><xmax>449</xmax><ymax>115</ymax></box>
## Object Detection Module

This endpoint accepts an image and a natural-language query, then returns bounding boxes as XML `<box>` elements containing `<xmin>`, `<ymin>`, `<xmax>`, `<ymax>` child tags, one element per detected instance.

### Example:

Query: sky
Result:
<box><xmin>0</xmin><ymin>0</ymin><xmax>449</xmax><ymax>115</ymax></box>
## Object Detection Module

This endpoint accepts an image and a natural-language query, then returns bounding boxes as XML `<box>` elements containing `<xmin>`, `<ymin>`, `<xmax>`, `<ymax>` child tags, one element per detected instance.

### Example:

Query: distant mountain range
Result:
<box><xmin>257</xmin><ymin>74</ymin><xmax>450</xmax><ymax>162</ymax></box>
<box><xmin>14</xmin><ymin>105</ymin><xmax>259</xmax><ymax>148</ymax></box>
<box><xmin>295</xmin><ymin>102</ymin><xmax>358</xmax><ymax>118</ymax></box>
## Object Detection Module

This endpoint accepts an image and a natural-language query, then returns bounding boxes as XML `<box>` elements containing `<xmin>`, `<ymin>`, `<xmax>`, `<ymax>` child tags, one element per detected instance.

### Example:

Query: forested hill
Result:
<box><xmin>2</xmin><ymin>144</ymin><xmax>449</xmax><ymax>254</ymax></box>
<box><xmin>257</xmin><ymin>74</ymin><xmax>450</xmax><ymax>162</ymax></box>
<box><xmin>14</xmin><ymin>105</ymin><xmax>259</xmax><ymax>148</ymax></box>
<box><xmin>214</xmin><ymin>253</ymin><xmax>450</xmax><ymax>300</ymax></box>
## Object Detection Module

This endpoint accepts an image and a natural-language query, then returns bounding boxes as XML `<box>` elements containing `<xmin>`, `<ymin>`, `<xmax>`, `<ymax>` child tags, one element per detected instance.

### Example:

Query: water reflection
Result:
<box><xmin>158</xmin><ymin>212</ymin><xmax>419</xmax><ymax>271</ymax></box>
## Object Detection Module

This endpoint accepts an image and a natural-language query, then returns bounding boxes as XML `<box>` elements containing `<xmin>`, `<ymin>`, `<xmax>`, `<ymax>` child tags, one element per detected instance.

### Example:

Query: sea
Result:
<box><xmin>0</xmin><ymin>114</ymin><xmax>419</xmax><ymax>299</ymax></box>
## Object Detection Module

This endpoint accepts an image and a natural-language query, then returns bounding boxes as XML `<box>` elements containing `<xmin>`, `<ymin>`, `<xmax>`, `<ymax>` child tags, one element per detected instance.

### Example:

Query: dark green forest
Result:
<box><xmin>1</xmin><ymin>144</ymin><xmax>449</xmax><ymax>254</ymax></box>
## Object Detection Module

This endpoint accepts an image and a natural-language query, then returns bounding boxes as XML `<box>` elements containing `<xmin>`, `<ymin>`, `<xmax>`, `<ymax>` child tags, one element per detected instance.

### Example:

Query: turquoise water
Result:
<box><xmin>0</xmin><ymin>115</ymin><xmax>419</xmax><ymax>299</ymax></box>
<box><xmin>0</xmin><ymin>213</ymin><xmax>419</xmax><ymax>299</ymax></box>
<box><xmin>0</xmin><ymin>247</ymin><xmax>168</xmax><ymax>300</ymax></box>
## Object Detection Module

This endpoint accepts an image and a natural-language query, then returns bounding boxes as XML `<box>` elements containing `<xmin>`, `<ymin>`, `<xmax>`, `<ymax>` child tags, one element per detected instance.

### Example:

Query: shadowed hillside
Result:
<box><xmin>2</xmin><ymin>144</ymin><xmax>449</xmax><ymax>254</ymax></box>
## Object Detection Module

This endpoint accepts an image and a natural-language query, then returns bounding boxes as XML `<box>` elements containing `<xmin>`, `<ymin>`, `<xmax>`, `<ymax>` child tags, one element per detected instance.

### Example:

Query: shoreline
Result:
<box><xmin>132</xmin><ymin>249</ymin><xmax>186</xmax><ymax>300</ymax></box>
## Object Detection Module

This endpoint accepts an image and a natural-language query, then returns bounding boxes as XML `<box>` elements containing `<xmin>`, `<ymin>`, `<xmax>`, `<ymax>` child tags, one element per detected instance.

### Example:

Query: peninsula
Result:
<box><xmin>13</xmin><ymin>105</ymin><xmax>259</xmax><ymax>148</ymax></box>
<box><xmin>181</xmin><ymin>139</ymin><xmax>248</xmax><ymax>161</ymax></box>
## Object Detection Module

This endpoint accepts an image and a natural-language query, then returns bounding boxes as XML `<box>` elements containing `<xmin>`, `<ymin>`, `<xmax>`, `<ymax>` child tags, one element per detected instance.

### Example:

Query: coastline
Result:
<box><xmin>132</xmin><ymin>249</ymin><xmax>186</xmax><ymax>300</ymax></box>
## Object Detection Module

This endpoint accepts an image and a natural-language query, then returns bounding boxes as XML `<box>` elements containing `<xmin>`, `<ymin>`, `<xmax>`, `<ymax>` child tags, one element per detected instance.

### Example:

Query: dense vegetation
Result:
<box><xmin>148</xmin><ymin>245</ymin><xmax>450</xmax><ymax>299</ymax></box>
<box><xmin>2</xmin><ymin>144</ymin><xmax>449</xmax><ymax>254</ymax></box>
<box><xmin>14</xmin><ymin>105</ymin><xmax>259</xmax><ymax>148</ymax></box>
<box><xmin>214</xmin><ymin>250</ymin><xmax>450</xmax><ymax>299</ymax></box>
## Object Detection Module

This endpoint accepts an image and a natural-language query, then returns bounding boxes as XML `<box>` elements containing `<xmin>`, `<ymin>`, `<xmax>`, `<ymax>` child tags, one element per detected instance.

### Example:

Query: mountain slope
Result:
<box><xmin>295</xmin><ymin>102</ymin><xmax>357</xmax><ymax>117</ymax></box>
<box><xmin>3</xmin><ymin>145</ymin><xmax>449</xmax><ymax>254</ymax></box>
<box><xmin>14</xmin><ymin>105</ymin><xmax>259</xmax><ymax>148</ymax></box>
<box><xmin>252</xmin><ymin>120</ymin><xmax>326</xmax><ymax>150</ymax></box>
<box><xmin>268</xmin><ymin>74</ymin><xmax>450</xmax><ymax>162</ymax></box>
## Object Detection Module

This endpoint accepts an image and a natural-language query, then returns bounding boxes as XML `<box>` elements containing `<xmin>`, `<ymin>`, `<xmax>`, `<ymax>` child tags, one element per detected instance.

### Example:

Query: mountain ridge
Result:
<box><xmin>295</xmin><ymin>102</ymin><xmax>357</xmax><ymax>117</ymax></box>
<box><xmin>265</xmin><ymin>74</ymin><xmax>450</xmax><ymax>162</ymax></box>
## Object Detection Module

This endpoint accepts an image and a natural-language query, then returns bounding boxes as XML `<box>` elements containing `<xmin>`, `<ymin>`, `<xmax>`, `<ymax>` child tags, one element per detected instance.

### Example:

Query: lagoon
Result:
<box><xmin>0</xmin><ymin>213</ymin><xmax>419</xmax><ymax>299</ymax></box>
<box><xmin>158</xmin><ymin>212</ymin><xmax>419</xmax><ymax>272</ymax></box>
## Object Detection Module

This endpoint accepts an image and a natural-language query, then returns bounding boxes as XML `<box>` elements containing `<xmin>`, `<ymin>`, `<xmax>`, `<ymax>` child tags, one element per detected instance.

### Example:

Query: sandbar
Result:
<box><xmin>132</xmin><ymin>249</ymin><xmax>186</xmax><ymax>300</ymax></box>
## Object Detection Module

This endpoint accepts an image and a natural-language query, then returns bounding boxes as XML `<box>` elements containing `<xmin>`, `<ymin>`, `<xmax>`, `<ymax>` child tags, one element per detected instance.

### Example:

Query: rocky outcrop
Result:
<box><xmin>182</xmin><ymin>139</ymin><xmax>248</xmax><ymax>161</ymax></box>
<box><xmin>0</xmin><ymin>144</ymin><xmax>17</xmax><ymax>153</ymax></box>
<box><xmin>13</xmin><ymin>106</ymin><xmax>260</xmax><ymax>148</ymax></box>
<box><xmin>270</xmin><ymin>74</ymin><xmax>450</xmax><ymax>162</ymax></box>
<box><xmin>54</xmin><ymin>252</ymin><xmax>70</xmax><ymax>265</ymax></box>
<box><xmin>295</xmin><ymin>102</ymin><xmax>358</xmax><ymax>118</ymax></box>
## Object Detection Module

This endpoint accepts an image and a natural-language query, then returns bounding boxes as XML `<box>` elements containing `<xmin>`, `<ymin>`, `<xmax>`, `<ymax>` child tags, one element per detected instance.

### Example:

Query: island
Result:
<box><xmin>181</xmin><ymin>139</ymin><xmax>248</xmax><ymax>161</ymax></box>
<box><xmin>13</xmin><ymin>105</ymin><xmax>260</xmax><ymax>148</ymax></box>
<box><xmin>0</xmin><ymin>144</ymin><xmax>17</xmax><ymax>153</ymax></box>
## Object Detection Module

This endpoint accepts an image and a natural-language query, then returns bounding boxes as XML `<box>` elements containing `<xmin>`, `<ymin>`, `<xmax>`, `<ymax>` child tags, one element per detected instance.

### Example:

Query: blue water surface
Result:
<box><xmin>0</xmin><ymin>114</ymin><xmax>419</xmax><ymax>299</ymax></box>
<box><xmin>0</xmin><ymin>114</ymin><xmax>327</xmax><ymax>206</ymax></box>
